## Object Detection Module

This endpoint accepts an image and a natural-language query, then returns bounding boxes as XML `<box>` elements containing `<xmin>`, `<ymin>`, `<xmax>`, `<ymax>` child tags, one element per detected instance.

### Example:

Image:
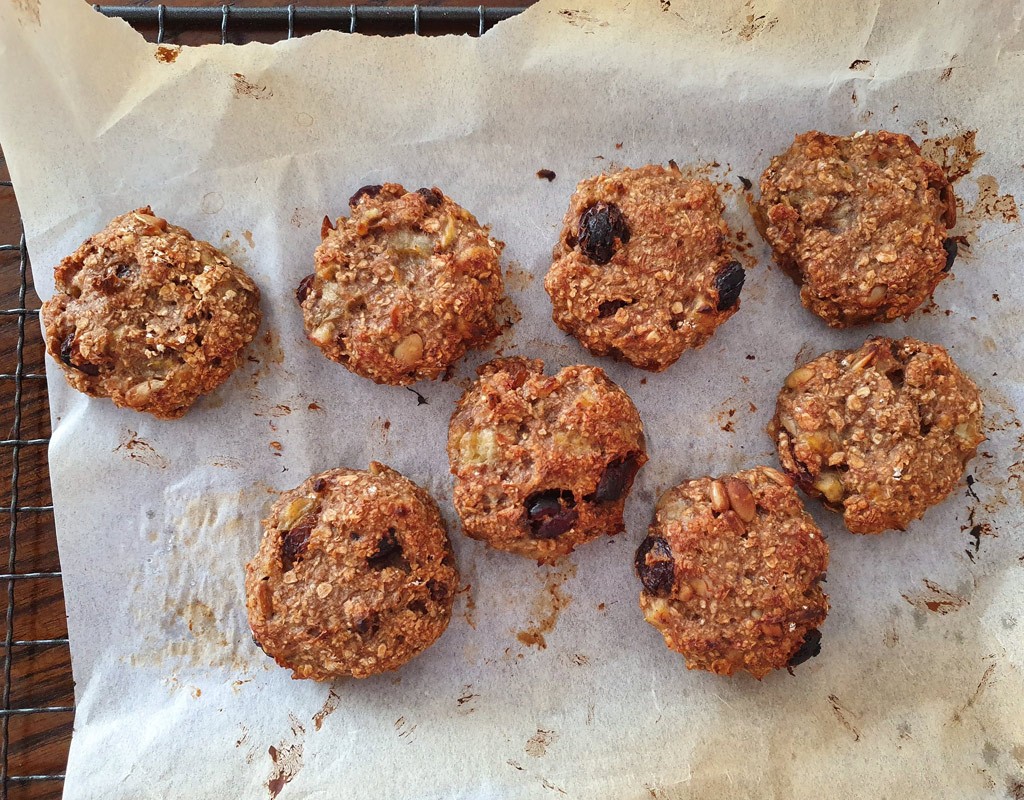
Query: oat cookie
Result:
<box><xmin>448</xmin><ymin>357</ymin><xmax>648</xmax><ymax>561</ymax></box>
<box><xmin>245</xmin><ymin>463</ymin><xmax>459</xmax><ymax>680</ymax></box>
<box><xmin>299</xmin><ymin>183</ymin><xmax>505</xmax><ymax>385</ymax></box>
<box><xmin>770</xmin><ymin>337</ymin><xmax>984</xmax><ymax>534</ymax></box>
<box><xmin>545</xmin><ymin>164</ymin><xmax>742</xmax><ymax>372</ymax></box>
<box><xmin>41</xmin><ymin>207</ymin><xmax>261</xmax><ymax>419</ymax></box>
<box><xmin>635</xmin><ymin>466</ymin><xmax>828</xmax><ymax>679</ymax></box>
<box><xmin>757</xmin><ymin>131</ymin><xmax>957</xmax><ymax>327</ymax></box>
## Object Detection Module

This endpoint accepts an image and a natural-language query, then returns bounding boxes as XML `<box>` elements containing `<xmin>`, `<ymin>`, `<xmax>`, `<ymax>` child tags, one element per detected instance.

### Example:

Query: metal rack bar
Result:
<box><xmin>94</xmin><ymin>4</ymin><xmax>522</xmax><ymax>31</ymax></box>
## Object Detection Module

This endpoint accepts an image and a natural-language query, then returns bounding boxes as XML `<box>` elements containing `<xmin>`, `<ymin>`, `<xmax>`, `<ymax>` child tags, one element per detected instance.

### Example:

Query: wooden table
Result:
<box><xmin>0</xmin><ymin>2</ymin><xmax>531</xmax><ymax>796</ymax></box>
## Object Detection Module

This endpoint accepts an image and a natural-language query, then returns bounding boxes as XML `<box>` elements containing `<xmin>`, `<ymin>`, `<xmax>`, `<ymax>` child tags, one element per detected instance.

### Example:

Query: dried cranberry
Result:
<box><xmin>787</xmin><ymin>628</ymin><xmax>822</xmax><ymax>667</ymax></box>
<box><xmin>577</xmin><ymin>202</ymin><xmax>630</xmax><ymax>265</ymax></box>
<box><xmin>416</xmin><ymin>187</ymin><xmax>443</xmax><ymax>207</ymax></box>
<box><xmin>597</xmin><ymin>299</ymin><xmax>630</xmax><ymax>319</ymax></box>
<box><xmin>296</xmin><ymin>274</ymin><xmax>315</xmax><ymax>305</ymax></box>
<box><xmin>590</xmin><ymin>454</ymin><xmax>641</xmax><ymax>503</ymax></box>
<box><xmin>281</xmin><ymin>519</ymin><xmax>314</xmax><ymax>571</ymax></box>
<box><xmin>942</xmin><ymin>238</ymin><xmax>957</xmax><ymax>272</ymax></box>
<box><xmin>59</xmin><ymin>333</ymin><xmax>99</xmax><ymax>376</ymax></box>
<box><xmin>525</xmin><ymin>489</ymin><xmax>578</xmax><ymax>539</ymax></box>
<box><xmin>348</xmin><ymin>184</ymin><xmax>383</xmax><ymax>208</ymax></box>
<box><xmin>714</xmin><ymin>261</ymin><xmax>745</xmax><ymax>311</ymax></box>
<box><xmin>634</xmin><ymin>536</ymin><xmax>674</xmax><ymax>596</ymax></box>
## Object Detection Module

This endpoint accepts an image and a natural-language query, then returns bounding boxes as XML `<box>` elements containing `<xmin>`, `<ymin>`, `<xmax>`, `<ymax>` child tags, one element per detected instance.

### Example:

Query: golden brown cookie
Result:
<box><xmin>299</xmin><ymin>183</ymin><xmax>505</xmax><ymax>385</ymax></box>
<box><xmin>757</xmin><ymin>130</ymin><xmax>957</xmax><ymax>327</ymax></box>
<box><xmin>447</xmin><ymin>357</ymin><xmax>647</xmax><ymax>561</ymax></box>
<box><xmin>769</xmin><ymin>337</ymin><xmax>984</xmax><ymax>534</ymax></box>
<box><xmin>245</xmin><ymin>463</ymin><xmax>459</xmax><ymax>680</ymax></box>
<box><xmin>636</xmin><ymin>466</ymin><xmax>828</xmax><ymax>679</ymax></box>
<box><xmin>41</xmin><ymin>208</ymin><xmax>261</xmax><ymax>419</ymax></box>
<box><xmin>545</xmin><ymin>164</ymin><xmax>742</xmax><ymax>372</ymax></box>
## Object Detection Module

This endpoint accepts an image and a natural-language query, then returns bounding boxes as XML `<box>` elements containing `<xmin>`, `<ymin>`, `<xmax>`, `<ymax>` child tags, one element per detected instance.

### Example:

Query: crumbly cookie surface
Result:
<box><xmin>545</xmin><ymin>164</ymin><xmax>742</xmax><ymax>372</ymax></box>
<box><xmin>299</xmin><ymin>183</ymin><xmax>505</xmax><ymax>385</ymax></box>
<box><xmin>769</xmin><ymin>337</ymin><xmax>984</xmax><ymax>534</ymax></box>
<box><xmin>636</xmin><ymin>466</ymin><xmax>828</xmax><ymax>679</ymax></box>
<box><xmin>757</xmin><ymin>130</ymin><xmax>956</xmax><ymax>327</ymax></box>
<box><xmin>448</xmin><ymin>357</ymin><xmax>648</xmax><ymax>561</ymax></box>
<box><xmin>245</xmin><ymin>463</ymin><xmax>459</xmax><ymax>680</ymax></box>
<box><xmin>41</xmin><ymin>207</ymin><xmax>261</xmax><ymax>419</ymax></box>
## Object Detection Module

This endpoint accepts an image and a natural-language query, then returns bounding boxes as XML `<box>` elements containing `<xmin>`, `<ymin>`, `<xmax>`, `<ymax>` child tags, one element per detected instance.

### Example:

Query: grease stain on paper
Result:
<box><xmin>525</xmin><ymin>728</ymin><xmax>557</xmax><ymax>757</ymax></box>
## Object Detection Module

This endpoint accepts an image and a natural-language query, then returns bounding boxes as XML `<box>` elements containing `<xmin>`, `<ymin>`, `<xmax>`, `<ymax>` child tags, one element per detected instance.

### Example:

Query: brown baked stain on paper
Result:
<box><xmin>234</xmin><ymin>73</ymin><xmax>273</xmax><ymax>100</ymax></box>
<box><xmin>155</xmin><ymin>45</ymin><xmax>180</xmax><ymax>63</ymax></box>
<box><xmin>515</xmin><ymin>563</ymin><xmax>576</xmax><ymax>649</ymax></box>
<box><xmin>921</xmin><ymin>130</ymin><xmax>984</xmax><ymax>183</ymax></box>
<box><xmin>266</xmin><ymin>714</ymin><xmax>305</xmax><ymax>799</ymax></box>
<box><xmin>114</xmin><ymin>429</ymin><xmax>169</xmax><ymax>469</ymax></box>
<box><xmin>902</xmin><ymin>579</ymin><xmax>969</xmax><ymax>615</ymax></box>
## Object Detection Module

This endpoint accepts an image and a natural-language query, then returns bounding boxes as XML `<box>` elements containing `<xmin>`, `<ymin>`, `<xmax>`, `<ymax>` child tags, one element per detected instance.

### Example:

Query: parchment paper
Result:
<box><xmin>0</xmin><ymin>0</ymin><xmax>1022</xmax><ymax>797</ymax></box>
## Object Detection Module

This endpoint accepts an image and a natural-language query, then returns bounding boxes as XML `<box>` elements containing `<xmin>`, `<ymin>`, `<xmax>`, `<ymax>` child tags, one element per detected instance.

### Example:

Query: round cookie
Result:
<box><xmin>769</xmin><ymin>336</ymin><xmax>984</xmax><ymax>534</ymax></box>
<box><xmin>545</xmin><ymin>164</ymin><xmax>742</xmax><ymax>372</ymax></box>
<box><xmin>448</xmin><ymin>357</ymin><xmax>648</xmax><ymax>561</ymax></box>
<box><xmin>298</xmin><ymin>183</ymin><xmax>505</xmax><ymax>385</ymax></box>
<box><xmin>41</xmin><ymin>207</ymin><xmax>261</xmax><ymax>419</ymax></box>
<box><xmin>757</xmin><ymin>130</ymin><xmax>957</xmax><ymax>327</ymax></box>
<box><xmin>635</xmin><ymin>466</ymin><xmax>829</xmax><ymax>679</ymax></box>
<box><xmin>245</xmin><ymin>463</ymin><xmax>459</xmax><ymax>680</ymax></box>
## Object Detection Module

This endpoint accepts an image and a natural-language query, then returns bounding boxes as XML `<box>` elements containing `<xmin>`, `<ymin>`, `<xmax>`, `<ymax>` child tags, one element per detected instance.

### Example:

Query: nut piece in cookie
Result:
<box><xmin>299</xmin><ymin>183</ymin><xmax>506</xmax><ymax>385</ymax></box>
<box><xmin>40</xmin><ymin>207</ymin><xmax>261</xmax><ymax>419</ymax></box>
<box><xmin>757</xmin><ymin>130</ymin><xmax>956</xmax><ymax>327</ymax></box>
<box><xmin>245</xmin><ymin>463</ymin><xmax>459</xmax><ymax>680</ymax></box>
<box><xmin>770</xmin><ymin>336</ymin><xmax>984</xmax><ymax>534</ymax></box>
<box><xmin>636</xmin><ymin>466</ymin><xmax>829</xmax><ymax>679</ymax></box>
<box><xmin>447</xmin><ymin>357</ymin><xmax>648</xmax><ymax>561</ymax></box>
<box><xmin>545</xmin><ymin>164</ymin><xmax>741</xmax><ymax>372</ymax></box>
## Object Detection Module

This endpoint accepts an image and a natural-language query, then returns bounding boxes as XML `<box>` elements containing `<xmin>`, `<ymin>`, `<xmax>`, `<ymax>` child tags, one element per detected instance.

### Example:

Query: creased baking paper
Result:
<box><xmin>0</xmin><ymin>0</ymin><xmax>1022</xmax><ymax>797</ymax></box>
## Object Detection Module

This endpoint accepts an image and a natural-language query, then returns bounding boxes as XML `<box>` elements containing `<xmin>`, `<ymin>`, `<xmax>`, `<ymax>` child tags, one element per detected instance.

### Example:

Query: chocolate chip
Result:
<box><xmin>59</xmin><ymin>332</ymin><xmax>99</xmax><ymax>376</ymax></box>
<box><xmin>577</xmin><ymin>202</ymin><xmax>630</xmax><ymax>265</ymax></box>
<box><xmin>368</xmin><ymin>528</ymin><xmax>410</xmax><ymax>572</ymax></box>
<box><xmin>635</xmin><ymin>536</ymin><xmax>674</xmax><ymax>596</ymax></box>
<box><xmin>597</xmin><ymin>299</ymin><xmax>630</xmax><ymax>318</ymax></box>
<box><xmin>590</xmin><ymin>454</ymin><xmax>641</xmax><ymax>503</ymax></box>
<box><xmin>714</xmin><ymin>261</ymin><xmax>745</xmax><ymax>311</ymax></box>
<box><xmin>348</xmin><ymin>184</ymin><xmax>383</xmax><ymax>208</ymax></box>
<box><xmin>296</xmin><ymin>273</ymin><xmax>315</xmax><ymax>305</ymax></box>
<box><xmin>352</xmin><ymin>612</ymin><xmax>380</xmax><ymax>637</ymax></box>
<box><xmin>525</xmin><ymin>489</ymin><xmax>578</xmax><ymax>539</ymax></box>
<box><xmin>942</xmin><ymin>238</ymin><xmax>957</xmax><ymax>272</ymax></box>
<box><xmin>416</xmin><ymin>187</ymin><xmax>443</xmax><ymax>207</ymax></box>
<box><xmin>787</xmin><ymin>628</ymin><xmax>822</xmax><ymax>667</ymax></box>
<box><xmin>281</xmin><ymin>518</ymin><xmax>314</xmax><ymax>571</ymax></box>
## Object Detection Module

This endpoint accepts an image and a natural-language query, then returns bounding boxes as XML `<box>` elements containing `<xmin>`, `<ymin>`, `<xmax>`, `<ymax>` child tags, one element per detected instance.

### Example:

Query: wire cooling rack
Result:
<box><xmin>0</xmin><ymin>5</ymin><xmax>524</xmax><ymax>797</ymax></box>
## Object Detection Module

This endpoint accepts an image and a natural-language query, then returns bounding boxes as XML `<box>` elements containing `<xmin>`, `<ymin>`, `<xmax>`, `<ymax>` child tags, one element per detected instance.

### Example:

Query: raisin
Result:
<box><xmin>525</xmin><ymin>489</ymin><xmax>578</xmax><ymax>539</ymax></box>
<box><xmin>787</xmin><ymin>628</ymin><xmax>822</xmax><ymax>667</ymax></box>
<box><xmin>577</xmin><ymin>202</ymin><xmax>630</xmax><ymax>265</ymax></box>
<box><xmin>296</xmin><ymin>274</ymin><xmax>315</xmax><ymax>305</ymax></box>
<box><xmin>634</xmin><ymin>536</ymin><xmax>674</xmax><ymax>596</ymax></box>
<box><xmin>714</xmin><ymin>261</ymin><xmax>745</xmax><ymax>311</ymax></box>
<box><xmin>59</xmin><ymin>333</ymin><xmax>99</xmax><ymax>376</ymax></box>
<box><xmin>942</xmin><ymin>238</ymin><xmax>957</xmax><ymax>272</ymax></box>
<box><xmin>416</xmin><ymin>187</ymin><xmax>444</xmax><ymax>207</ymax></box>
<box><xmin>597</xmin><ymin>299</ymin><xmax>630</xmax><ymax>318</ymax></box>
<box><xmin>348</xmin><ymin>184</ymin><xmax>383</xmax><ymax>207</ymax></box>
<box><xmin>738</xmin><ymin>176</ymin><xmax>753</xmax><ymax>190</ymax></box>
<box><xmin>427</xmin><ymin>579</ymin><xmax>450</xmax><ymax>603</ymax></box>
<box><xmin>589</xmin><ymin>454</ymin><xmax>641</xmax><ymax>503</ymax></box>
<box><xmin>368</xmin><ymin>528</ymin><xmax>410</xmax><ymax>572</ymax></box>
<box><xmin>281</xmin><ymin>518</ymin><xmax>314</xmax><ymax>571</ymax></box>
<box><xmin>536</xmin><ymin>169</ymin><xmax>556</xmax><ymax>182</ymax></box>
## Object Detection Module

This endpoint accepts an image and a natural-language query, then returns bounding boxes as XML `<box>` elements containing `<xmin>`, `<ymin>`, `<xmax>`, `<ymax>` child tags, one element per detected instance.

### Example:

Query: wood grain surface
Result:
<box><xmin>0</xmin><ymin>1</ymin><xmax>532</xmax><ymax>797</ymax></box>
